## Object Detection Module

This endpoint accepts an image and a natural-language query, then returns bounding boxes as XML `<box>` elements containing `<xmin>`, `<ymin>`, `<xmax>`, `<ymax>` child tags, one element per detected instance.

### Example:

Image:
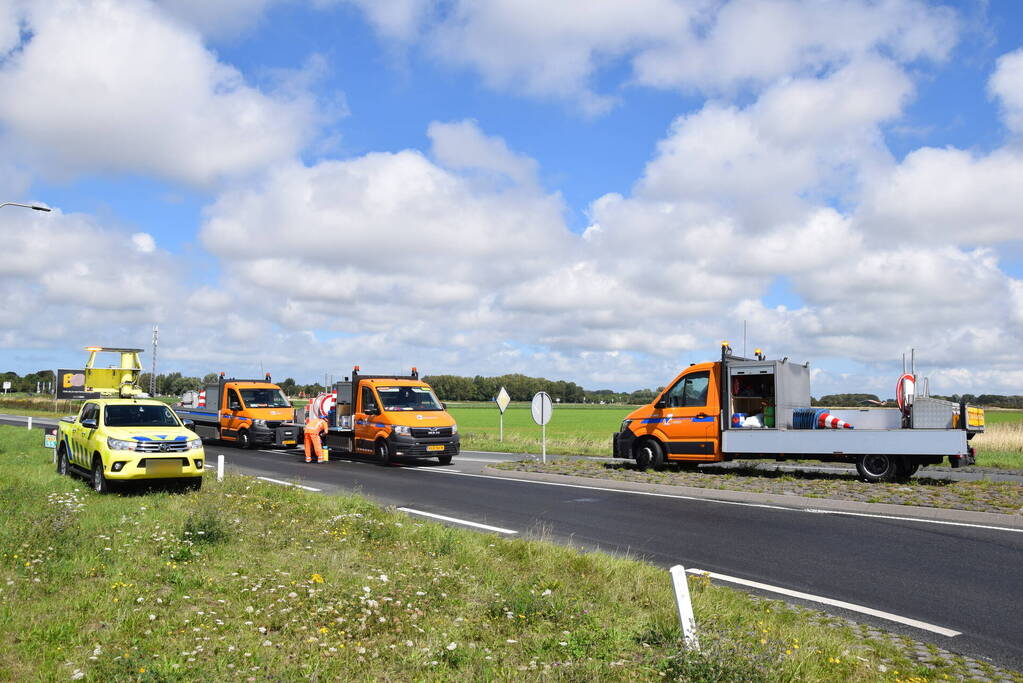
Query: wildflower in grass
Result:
<box><xmin>311</xmin><ymin>573</ymin><xmax>324</xmax><ymax>584</ymax></box>
<box><xmin>446</xmin><ymin>643</ymin><xmax>457</xmax><ymax>650</ymax></box>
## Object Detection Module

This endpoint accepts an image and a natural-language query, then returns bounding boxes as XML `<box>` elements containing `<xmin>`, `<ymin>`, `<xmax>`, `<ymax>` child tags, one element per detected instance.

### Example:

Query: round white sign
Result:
<box><xmin>530</xmin><ymin>391</ymin><xmax>553</xmax><ymax>426</ymax></box>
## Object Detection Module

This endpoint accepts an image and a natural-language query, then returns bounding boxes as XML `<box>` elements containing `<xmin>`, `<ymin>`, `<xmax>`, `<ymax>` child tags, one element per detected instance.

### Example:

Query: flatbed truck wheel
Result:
<box><xmin>894</xmin><ymin>458</ymin><xmax>920</xmax><ymax>481</ymax></box>
<box><xmin>237</xmin><ymin>429</ymin><xmax>253</xmax><ymax>450</ymax></box>
<box><xmin>856</xmin><ymin>453</ymin><xmax>897</xmax><ymax>483</ymax></box>
<box><xmin>437</xmin><ymin>454</ymin><xmax>452</xmax><ymax>465</ymax></box>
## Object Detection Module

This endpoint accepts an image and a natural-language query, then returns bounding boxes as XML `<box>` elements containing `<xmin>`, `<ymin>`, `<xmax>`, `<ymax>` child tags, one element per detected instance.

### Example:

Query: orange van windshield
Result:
<box><xmin>376</xmin><ymin>386</ymin><xmax>442</xmax><ymax>411</ymax></box>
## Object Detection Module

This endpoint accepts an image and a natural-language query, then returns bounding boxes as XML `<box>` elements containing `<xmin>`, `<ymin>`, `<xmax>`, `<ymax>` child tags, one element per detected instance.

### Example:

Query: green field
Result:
<box><xmin>1</xmin><ymin>424</ymin><xmax>997</xmax><ymax>681</ymax></box>
<box><xmin>448</xmin><ymin>403</ymin><xmax>631</xmax><ymax>456</ymax></box>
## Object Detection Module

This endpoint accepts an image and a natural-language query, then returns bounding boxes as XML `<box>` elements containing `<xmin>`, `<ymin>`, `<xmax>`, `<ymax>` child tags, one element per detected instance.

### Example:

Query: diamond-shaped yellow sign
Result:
<box><xmin>495</xmin><ymin>387</ymin><xmax>511</xmax><ymax>414</ymax></box>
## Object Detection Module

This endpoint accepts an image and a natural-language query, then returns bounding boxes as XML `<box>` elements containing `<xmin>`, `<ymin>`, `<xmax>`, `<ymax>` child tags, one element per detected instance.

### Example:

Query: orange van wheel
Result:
<box><xmin>634</xmin><ymin>439</ymin><xmax>665</xmax><ymax>472</ymax></box>
<box><xmin>375</xmin><ymin>440</ymin><xmax>392</xmax><ymax>465</ymax></box>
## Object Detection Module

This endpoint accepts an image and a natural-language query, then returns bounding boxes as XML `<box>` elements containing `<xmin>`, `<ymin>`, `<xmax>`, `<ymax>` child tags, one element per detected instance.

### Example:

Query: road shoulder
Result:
<box><xmin>481</xmin><ymin>466</ymin><xmax>1023</xmax><ymax>529</ymax></box>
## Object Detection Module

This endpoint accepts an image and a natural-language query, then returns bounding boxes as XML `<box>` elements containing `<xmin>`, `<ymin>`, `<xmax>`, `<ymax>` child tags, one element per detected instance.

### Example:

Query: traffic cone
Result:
<box><xmin>818</xmin><ymin>412</ymin><xmax>854</xmax><ymax>429</ymax></box>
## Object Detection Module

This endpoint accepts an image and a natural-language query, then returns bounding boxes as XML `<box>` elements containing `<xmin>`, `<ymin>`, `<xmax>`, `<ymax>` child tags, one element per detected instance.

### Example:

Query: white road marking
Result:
<box><xmin>686</xmin><ymin>568</ymin><xmax>961</xmax><ymax>637</ymax></box>
<box><xmin>396</xmin><ymin>507</ymin><xmax>517</xmax><ymax>535</ymax></box>
<box><xmin>406</xmin><ymin>468</ymin><xmax>1023</xmax><ymax>534</ymax></box>
<box><xmin>452</xmin><ymin>456</ymin><xmax>518</xmax><ymax>463</ymax></box>
<box><xmin>255</xmin><ymin>476</ymin><xmax>322</xmax><ymax>492</ymax></box>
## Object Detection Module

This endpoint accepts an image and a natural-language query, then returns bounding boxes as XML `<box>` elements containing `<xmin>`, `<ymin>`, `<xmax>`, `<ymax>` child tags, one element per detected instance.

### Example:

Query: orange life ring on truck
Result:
<box><xmin>896</xmin><ymin>373</ymin><xmax>915</xmax><ymax>415</ymax></box>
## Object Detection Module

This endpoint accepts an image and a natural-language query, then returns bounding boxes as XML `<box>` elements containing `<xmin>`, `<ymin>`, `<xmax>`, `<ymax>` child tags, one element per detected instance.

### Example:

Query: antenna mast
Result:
<box><xmin>150</xmin><ymin>324</ymin><xmax>158</xmax><ymax>396</ymax></box>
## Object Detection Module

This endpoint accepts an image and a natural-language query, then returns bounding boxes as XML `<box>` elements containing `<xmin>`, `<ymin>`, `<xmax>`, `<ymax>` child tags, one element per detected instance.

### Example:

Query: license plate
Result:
<box><xmin>146</xmin><ymin>459</ymin><xmax>182</xmax><ymax>475</ymax></box>
<box><xmin>283</xmin><ymin>440</ymin><xmax>296</xmax><ymax>446</ymax></box>
<box><xmin>427</xmin><ymin>445</ymin><xmax>444</xmax><ymax>452</ymax></box>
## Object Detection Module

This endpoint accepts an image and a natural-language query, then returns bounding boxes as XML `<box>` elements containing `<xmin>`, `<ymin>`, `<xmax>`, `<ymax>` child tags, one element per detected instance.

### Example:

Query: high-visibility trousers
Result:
<box><xmin>304</xmin><ymin>432</ymin><xmax>325</xmax><ymax>463</ymax></box>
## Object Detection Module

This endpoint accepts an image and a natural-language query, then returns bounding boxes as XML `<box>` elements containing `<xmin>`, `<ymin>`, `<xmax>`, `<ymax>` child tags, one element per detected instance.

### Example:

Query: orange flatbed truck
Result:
<box><xmin>175</xmin><ymin>374</ymin><xmax>301</xmax><ymax>449</ymax></box>
<box><xmin>320</xmin><ymin>367</ymin><xmax>460</xmax><ymax>465</ymax></box>
<box><xmin>613</xmin><ymin>344</ymin><xmax>985</xmax><ymax>482</ymax></box>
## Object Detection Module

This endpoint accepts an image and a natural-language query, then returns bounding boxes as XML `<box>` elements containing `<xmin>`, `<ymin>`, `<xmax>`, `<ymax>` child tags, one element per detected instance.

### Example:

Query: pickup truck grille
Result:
<box><xmin>135</xmin><ymin>441</ymin><xmax>189</xmax><ymax>453</ymax></box>
<box><xmin>410</xmin><ymin>427</ymin><xmax>453</xmax><ymax>438</ymax></box>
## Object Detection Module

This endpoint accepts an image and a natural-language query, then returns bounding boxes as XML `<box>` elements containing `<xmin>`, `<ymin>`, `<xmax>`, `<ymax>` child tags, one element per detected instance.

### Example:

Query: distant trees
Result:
<box><xmin>813</xmin><ymin>393</ymin><xmax>884</xmax><ymax>407</ymax></box>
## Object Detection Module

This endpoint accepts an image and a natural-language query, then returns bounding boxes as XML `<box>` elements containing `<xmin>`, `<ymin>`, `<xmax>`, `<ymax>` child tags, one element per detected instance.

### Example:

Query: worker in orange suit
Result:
<box><xmin>304</xmin><ymin>411</ymin><xmax>328</xmax><ymax>463</ymax></box>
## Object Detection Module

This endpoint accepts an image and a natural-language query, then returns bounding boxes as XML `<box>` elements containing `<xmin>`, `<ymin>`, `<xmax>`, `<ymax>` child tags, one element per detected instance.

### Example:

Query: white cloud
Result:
<box><xmin>989</xmin><ymin>47</ymin><xmax>1023</xmax><ymax>134</ymax></box>
<box><xmin>155</xmin><ymin>0</ymin><xmax>282</xmax><ymax>38</ymax></box>
<box><xmin>633</xmin><ymin>0</ymin><xmax>957</xmax><ymax>92</ymax></box>
<box><xmin>857</xmin><ymin>147</ymin><xmax>1023</xmax><ymax>245</ymax></box>
<box><xmin>131</xmin><ymin>232</ymin><xmax>156</xmax><ymax>253</ymax></box>
<box><xmin>428</xmin><ymin>119</ymin><xmax>539</xmax><ymax>188</ymax></box>
<box><xmin>347</xmin><ymin>0</ymin><xmax>957</xmax><ymax>113</ymax></box>
<box><xmin>0</xmin><ymin>0</ymin><xmax>319</xmax><ymax>186</ymax></box>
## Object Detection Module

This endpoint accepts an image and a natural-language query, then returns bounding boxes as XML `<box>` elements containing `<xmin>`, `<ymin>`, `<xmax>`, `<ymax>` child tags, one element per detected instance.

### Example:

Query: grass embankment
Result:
<box><xmin>0</xmin><ymin>426</ymin><xmax>993</xmax><ymax>682</ymax></box>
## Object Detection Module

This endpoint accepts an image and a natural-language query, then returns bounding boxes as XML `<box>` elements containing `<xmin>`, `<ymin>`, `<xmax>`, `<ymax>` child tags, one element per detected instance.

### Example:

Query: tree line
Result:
<box><xmin>422</xmin><ymin>373</ymin><xmax>665</xmax><ymax>404</ymax></box>
<box><xmin>4</xmin><ymin>368</ymin><xmax>1023</xmax><ymax>408</ymax></box>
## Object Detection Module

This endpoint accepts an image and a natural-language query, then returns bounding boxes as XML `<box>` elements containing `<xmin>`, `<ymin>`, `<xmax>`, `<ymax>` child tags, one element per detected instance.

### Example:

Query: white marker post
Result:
<box><xmin>27</xmin><ymin>416</ymin><xmax>32</xmax><ymax>430</ymax></box>
<box><xmin>217</xmin><ymin>454</ymin><xmax>225</xmax><ymax>482</ymax></box>
<box><xmin>530</xmin><ymin>391</ymin><xmax>553</xmax><ymax>464</ymax></box>
<box><xmin>495</xmin><ymin>387</ymin><xmax>511</xmax><ymax>442</ymax></box>
<box><xmin>669</xmin><ymin>565</ymin><xmax>700</xmax><ymax>650</ymax></box>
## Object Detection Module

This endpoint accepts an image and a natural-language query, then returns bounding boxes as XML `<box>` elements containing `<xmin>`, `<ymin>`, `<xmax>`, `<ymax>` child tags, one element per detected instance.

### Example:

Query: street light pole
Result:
<box><xmin>0</xmin><ymin>202</ymin><xmax>50</xmax><ymax>212</ymax></box>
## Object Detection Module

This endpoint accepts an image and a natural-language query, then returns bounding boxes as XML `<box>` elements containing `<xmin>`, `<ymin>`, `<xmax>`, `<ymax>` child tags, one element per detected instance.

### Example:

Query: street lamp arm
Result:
<box><xmin>0</xmin><ymin>201</ymin><xmax>51</xmax><ymax>212</ymax></box>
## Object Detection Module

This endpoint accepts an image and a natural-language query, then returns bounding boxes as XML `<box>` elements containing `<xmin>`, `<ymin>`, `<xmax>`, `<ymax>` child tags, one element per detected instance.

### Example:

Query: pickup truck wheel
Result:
<box><xmin>56</xmin><ymin>447</ymin><xmax>68</xmax><ymax>476</ymax></box>
<box><xmin>437</xmin><ymin>454</ymin><xmax>453</xmax><ymax>465</ymax></box>
<box><xmin>237</xmin><ymin>429</ymin><xmax>253</xmax><ymax>450</ymax></box>
<box><xmin>376</xmin><ymin>440</ymin><xmax>392</xmax><ymax>466</ymax></box>
<box><xmin>635</xmin><ymin>439</ymin><xmax>665</xmax><ymax>472</ymax></box>
<box><xmin>856</xmin><ymin>454</ymin><xmax>897</xmax><ymax>483</ymax></box>
<box><xmin>92</xmin><ymin>458</ymin><xmax>110</xmax><ymax>494</ymax></box>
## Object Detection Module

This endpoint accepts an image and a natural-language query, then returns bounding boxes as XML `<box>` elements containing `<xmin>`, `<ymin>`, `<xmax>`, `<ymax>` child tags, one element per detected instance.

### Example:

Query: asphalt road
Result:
<box><xmin>4</xmin><ymin>414</ymin><xmax>1021</xmax><ymax>670</ymax></box>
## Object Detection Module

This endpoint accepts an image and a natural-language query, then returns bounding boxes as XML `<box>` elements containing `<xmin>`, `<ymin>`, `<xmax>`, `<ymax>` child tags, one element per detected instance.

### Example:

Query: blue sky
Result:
<box><xmin>2</xmin><ymin>0</ymin><xmax>1023</xmax><ymax>395</ymax></box>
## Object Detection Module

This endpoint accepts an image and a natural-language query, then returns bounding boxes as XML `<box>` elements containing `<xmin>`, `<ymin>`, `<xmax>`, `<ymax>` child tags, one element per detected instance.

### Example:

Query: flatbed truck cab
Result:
<box><xmin>56</xmin><ymin>398</ymin><xmax>205</xmax><ymax>493</ymax></box>
<box><xmin>322</xmin><ymin>367</ymin><xmax>460</xmax><ymax>465</ymax></box>
<box><xmin>175</xmin><ymin>374</ymin><xmax>301</xmax><ymax>449</ymax></box>
<box><xmin>613</xmin><ymin>345</ymin><xmax>984</xmax><ymax>482</ymax></box>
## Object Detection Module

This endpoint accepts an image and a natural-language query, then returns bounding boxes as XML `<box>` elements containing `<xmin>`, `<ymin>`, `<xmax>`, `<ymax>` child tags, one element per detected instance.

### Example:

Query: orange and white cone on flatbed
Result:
<box><xmin>818</xmin><ymin>412</ymin><xmax>854</xmax><ymax>429</ymax></box>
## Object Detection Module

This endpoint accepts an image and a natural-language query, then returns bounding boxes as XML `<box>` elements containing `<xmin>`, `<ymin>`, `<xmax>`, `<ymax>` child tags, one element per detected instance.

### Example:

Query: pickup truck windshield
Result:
<box><xmin>376</xmin><ymin>386</ymin><xmax>443</xmax><ymax>411</ymax></box>
<box><xmin>105</xmin><ymin>404</ymin><xmax>181</xmax><ymax>427</ymax></box>
<box><xmin>239</xmin><ymin>388</ymin><xmax>291</xmax><ymax>408</ymax></box>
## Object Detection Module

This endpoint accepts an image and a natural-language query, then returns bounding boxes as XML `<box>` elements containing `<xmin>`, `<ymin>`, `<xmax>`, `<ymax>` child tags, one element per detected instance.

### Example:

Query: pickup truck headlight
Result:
<box><xmin>393</xmin><ymin>425</ymin><xmax>410</xmax><ymax>436</ymax></box>
<box><xmin>620</xmin><ymin>419</ymin><xmax>634</xmax><ymax>432</ymax></box>
<box><xmin>107</xmin><ymin>437</ymin><xmax>138</xmax><ymax>451</ymax></box>
<box><xmin>188</xmin><ymin>439</ymin><xmax>203</xmax><ymax>450</ymax></box>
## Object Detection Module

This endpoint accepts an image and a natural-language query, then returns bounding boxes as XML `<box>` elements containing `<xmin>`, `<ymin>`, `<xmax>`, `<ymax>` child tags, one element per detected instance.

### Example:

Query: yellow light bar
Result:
<box><xmin>85</xmin><ymin>346</ymin><xmax>102</xmax><ymax>352</ymax></box>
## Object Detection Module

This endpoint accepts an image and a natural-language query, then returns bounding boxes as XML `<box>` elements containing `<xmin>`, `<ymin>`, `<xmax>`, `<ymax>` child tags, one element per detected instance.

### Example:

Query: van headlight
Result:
<box><xmin>393</xmin><ymin>425</ymin><xmax>410</xmax><ymax>436</ymax></box>
<box><xmin>451</xmin><ymin>423</ymin><xmax>458</xmax><ymax>435</ymax></box>
<box><xmin>107</xmin><ymin>437</ymin><xmax>138</xmax><ymax>451</ymax></box>
<box><xmin>252</xmin><ymin>419</ymin><xmax>266</xmax><ymax>427</ymax></box>
<box><xmin>188</xmin><ymin>439</ymin><xmax>203</xmax><ymax>450</ymax></box>
<box><xmin>620</xmin><ymin>419</ymin><xmax>633</xmax><ymax>432</ymax></box>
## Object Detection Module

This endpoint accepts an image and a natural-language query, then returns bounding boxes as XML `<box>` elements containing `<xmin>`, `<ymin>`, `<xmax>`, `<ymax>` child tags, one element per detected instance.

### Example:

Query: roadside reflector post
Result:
<box><xmin>669</xmin><ymin>565</ymin><xmax>700</xmax><ymax>651</ymax></box>
<box><xmin>217</xmin><ymin>454</ymin><xmax>224</xmax><ymax>482</ymax></box>
<box><xmin>27</xmin><ymin>416</ymin><xmax>32</xmax><ymax>430</ymax></box>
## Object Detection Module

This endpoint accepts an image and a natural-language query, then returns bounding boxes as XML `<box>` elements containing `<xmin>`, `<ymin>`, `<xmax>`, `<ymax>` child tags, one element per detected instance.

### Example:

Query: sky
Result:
<box><xmin>1</xmin><ymin>0</ymin><xmax>1022</xmax><ymax>397</ymax></box>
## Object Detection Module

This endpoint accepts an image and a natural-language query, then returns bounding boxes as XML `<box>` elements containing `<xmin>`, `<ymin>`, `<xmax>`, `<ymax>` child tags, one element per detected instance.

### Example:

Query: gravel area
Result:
<box><xmin>497</xmin><ymin>460</ymin><xmax>1023</xmax><ymax>516</ymax></box>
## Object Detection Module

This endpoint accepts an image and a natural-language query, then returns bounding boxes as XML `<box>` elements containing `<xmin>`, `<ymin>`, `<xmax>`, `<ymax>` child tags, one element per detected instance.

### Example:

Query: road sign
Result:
<box><xmin>2</xmin><ymin>381</ymin><xmax>9</xmax><ymax>394</ymax></box>
<box><xmin>495</xmin><ymin>387</ymin><xmax>511</xmax><ymax>414</ymax></box>
<box><xmin>531</xmin><ymin>392</ymin><xmax>552</xmax><ymax>426</ymax></box>
<box><xmin>531</xmin><ymin>392</ymin><xmax>553</xmax><ymax>464</ymax></box>
<box><xmin>496</xmin><ymin>387</ymin><xmax>511</xmax><ymax>442</ymax></box>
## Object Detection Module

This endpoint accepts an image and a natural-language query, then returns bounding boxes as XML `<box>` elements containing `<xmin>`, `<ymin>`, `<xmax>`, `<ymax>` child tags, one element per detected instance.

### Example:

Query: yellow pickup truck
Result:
<box><xmin>56</xmin><ymin>398</ymin><xmax>205</xmax><ymax>492</ymax></box>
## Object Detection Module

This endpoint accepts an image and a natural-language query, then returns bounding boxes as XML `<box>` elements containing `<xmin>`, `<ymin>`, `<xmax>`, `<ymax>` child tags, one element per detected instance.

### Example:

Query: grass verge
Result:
<box><xmin>1</xmin><ymin>426</ymin><xmax>1009</xmax><ymax>681</ymax></box>
<box><xmin>497</xmin><ymin>460</ymin><xmax>1023</xmax><ymax>516</ymax></box>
